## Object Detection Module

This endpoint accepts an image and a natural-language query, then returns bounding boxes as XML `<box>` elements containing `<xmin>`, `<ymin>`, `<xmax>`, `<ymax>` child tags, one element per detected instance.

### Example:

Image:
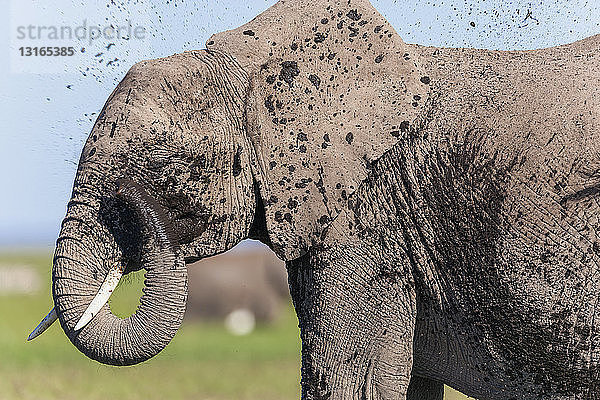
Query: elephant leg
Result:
<box><xmin>287</xmin><ymin>242</ymin><xmax>417</xmax><ymax>399</ymax></box>
<box><xmin>406</xmin><ymin>376</ymin><xmax>444</xmax><ymax>400</ymax></box>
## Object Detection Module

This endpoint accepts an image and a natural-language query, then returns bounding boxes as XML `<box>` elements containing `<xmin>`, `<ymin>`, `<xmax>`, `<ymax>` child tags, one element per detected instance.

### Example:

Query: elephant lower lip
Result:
<box><xmin>115</xmin><ymin>178</ymin><xmax>179</xmax><ymax>250</ymax></box>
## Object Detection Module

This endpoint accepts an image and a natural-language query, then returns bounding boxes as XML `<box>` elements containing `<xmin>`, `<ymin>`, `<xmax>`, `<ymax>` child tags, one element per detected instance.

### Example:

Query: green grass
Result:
<box><xmin>0</xmin><ymin>251</ymin><xmax>473</xmax><ymax>399</ymax></box>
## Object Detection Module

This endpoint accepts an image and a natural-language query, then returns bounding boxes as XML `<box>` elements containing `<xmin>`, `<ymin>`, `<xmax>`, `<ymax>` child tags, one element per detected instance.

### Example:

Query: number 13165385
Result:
<box><xmin>19</xmin><ymin>47</ymin><xmax>76</xmax><ymax>56</ymax></box>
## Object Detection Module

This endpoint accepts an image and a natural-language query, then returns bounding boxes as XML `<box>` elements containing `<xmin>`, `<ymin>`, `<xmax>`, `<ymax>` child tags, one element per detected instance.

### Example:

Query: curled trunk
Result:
<box><xmin>52</xmin><ymin>179</ymin><xmax>187</xmax><ymax>366</ymax></box>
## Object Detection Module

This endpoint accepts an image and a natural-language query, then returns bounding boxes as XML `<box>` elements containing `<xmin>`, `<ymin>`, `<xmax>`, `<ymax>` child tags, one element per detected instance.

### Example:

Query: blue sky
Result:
<box><xmin>1</xmin><ymin>0</ymin><xmax>598</xmax><ymax>247</ymax></box>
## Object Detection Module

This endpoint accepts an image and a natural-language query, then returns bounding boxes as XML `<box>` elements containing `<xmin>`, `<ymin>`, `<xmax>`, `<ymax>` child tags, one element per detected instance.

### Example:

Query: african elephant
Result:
<box><xmin>29</xmin><ymin>0</ymin><xmax>600</xmax><ymax>399</ymax></box>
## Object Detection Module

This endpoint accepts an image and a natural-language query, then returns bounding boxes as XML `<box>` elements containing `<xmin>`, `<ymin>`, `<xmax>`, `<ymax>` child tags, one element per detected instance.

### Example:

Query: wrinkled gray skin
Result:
<box><xmin>51</xmin><ymin>0</ymin><xmax>600</xmax><ymax>398</ymax></box>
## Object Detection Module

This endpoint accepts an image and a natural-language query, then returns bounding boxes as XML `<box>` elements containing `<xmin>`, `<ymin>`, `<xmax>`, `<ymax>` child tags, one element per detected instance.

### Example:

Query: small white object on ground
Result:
<box><xmin>225</xmin><ymin>308</ymin><xmax>256</xmax><ymax>336</ymax></box>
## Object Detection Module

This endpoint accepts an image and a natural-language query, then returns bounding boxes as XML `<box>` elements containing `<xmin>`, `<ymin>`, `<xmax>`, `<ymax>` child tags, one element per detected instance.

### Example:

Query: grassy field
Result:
<box><xmin>0</xmin><ymin>251</ymin><xmax>472</xmax><ymax>400</ymax></box>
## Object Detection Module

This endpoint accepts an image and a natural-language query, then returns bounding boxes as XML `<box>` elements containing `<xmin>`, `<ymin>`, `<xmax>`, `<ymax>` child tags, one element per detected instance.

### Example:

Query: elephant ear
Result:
<box><xmin>207</xmin><ymin>0</ymin><xmax>431</xmax><ymax>260</ymax></box>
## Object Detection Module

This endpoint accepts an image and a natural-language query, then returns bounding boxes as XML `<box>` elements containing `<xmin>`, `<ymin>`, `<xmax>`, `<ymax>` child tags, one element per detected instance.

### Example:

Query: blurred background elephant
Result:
<box><xmin>186</xmin><ymin>246</ymin><xmax>288</xmax><ymax>326</ymax></box>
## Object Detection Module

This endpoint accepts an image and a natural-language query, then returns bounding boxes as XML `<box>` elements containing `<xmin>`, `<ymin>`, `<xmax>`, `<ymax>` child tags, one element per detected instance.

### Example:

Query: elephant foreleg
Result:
<box><xmin>287</xmin><ymin>242</ymin><xmax>417</xmax><ymax>400</ymax></box>
<box><xmin>406</xmin><ymin>376</ymin><xmax>444</xmax><ymax>400</ymax></box>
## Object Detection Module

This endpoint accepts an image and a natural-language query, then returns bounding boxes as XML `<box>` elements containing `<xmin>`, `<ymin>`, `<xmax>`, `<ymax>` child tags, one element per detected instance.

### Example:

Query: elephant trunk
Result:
<box><xmin>52</xmin><ymin>178</ymin><xmax>187</xmax><ymax>366</ymax></box>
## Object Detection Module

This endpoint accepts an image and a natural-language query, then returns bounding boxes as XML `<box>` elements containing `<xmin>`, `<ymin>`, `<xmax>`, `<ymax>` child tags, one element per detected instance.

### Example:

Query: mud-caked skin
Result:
<box><xmin>49</xmin><ymin>0</ymin><xmax>599</xmax><ymax>398</ymax></box>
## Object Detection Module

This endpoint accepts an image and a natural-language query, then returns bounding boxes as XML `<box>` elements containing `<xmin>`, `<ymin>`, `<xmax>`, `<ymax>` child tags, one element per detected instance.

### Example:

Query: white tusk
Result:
<box><xmin>74</xmin><ymin>264</ymin><xmax>124</xmax><ymax>331</ymax></box>
<box><xmin>27</xmin><ymin>307</ymin><xmax>58</xmax><ymax>341</ymax></box>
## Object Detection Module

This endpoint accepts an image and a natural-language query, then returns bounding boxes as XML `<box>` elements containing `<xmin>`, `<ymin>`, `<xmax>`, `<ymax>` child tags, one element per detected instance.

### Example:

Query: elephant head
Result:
<box><xmin>30</xmin><ymin>49</ymin><xmax>258</xmax><ymax>365</ymax></box>
<box><xmin>30</xmin><ymin>0</ymin><xmax>432</xmax><ymax>366</ymax></box>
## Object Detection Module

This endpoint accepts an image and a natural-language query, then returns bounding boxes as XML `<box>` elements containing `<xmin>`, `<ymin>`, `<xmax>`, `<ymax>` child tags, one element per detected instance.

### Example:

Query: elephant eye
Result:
<box><xmin>147</xmin><ymin>158</ymin><xmax>169</xmax><ymax>171</ymax></box>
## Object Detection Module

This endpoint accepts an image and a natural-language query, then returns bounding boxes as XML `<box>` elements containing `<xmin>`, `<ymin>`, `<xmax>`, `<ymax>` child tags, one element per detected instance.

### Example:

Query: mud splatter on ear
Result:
<box><xmin>209</xmin><ymin>0</ymin><xmax>431</xmax><ymax>260</ymax></box>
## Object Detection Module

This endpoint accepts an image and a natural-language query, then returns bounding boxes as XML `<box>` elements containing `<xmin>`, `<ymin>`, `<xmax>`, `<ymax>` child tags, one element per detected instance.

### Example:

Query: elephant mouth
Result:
<box><xmin>30</xmin><ymin>178</ymin><xmax>189</xmax><ymax>366</ymax></box>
